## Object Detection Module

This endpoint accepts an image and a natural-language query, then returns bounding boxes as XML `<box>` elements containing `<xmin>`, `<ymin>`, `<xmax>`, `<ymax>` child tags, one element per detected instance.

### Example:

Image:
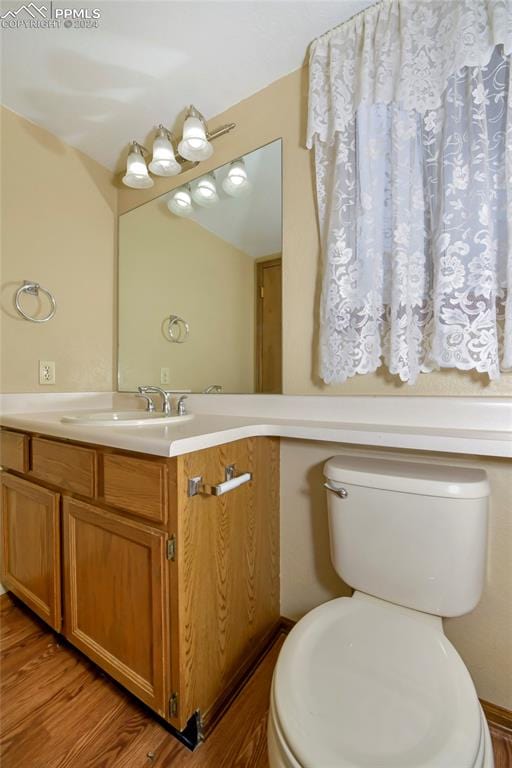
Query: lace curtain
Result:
<box><xmin>307</xmin><ymin>0</ymin><xmax>512</xmax><ymax>384</ymax></box>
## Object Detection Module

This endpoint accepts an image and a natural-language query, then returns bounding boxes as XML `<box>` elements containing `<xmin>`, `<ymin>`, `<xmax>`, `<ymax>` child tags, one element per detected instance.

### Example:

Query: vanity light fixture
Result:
<box><xmin>149</xmin><ymin>126</ymin><xmax>181</xmax><ymax>177</ymax></box>
<box><xmin>167</xmin><ymin>186</ymin><xmax>194</xmax><ymax>217</ymax></box>
<box><xmin>222</xmin><ymin>158</ymin><xmax>251</xmax><ymax>197</ymax></box>
<box><xmin>122</xmin><ymin>107</ymin><xmax>235</xmax><ymax>189</ymax></box>
<box><xmin>178</xmin><ymin>105</ymin><xmax>214</xmax><ymax>162</ymax></box>
<box><xmin>191</xmin><ymin>173</ymin><xmax>219</xmax><ymax>207</ymax></box>
<box><xmin>122</xmin><ymin>142</ymin><xmax>154</xmax><ymax>189</ymax></box>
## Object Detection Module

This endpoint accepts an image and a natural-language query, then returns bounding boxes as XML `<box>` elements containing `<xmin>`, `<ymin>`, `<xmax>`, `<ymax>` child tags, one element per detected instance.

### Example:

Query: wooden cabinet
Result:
<box><xmin>101</xmin><ymin>453</ymin><xmax>169</xmax><ymax>523</ymax></box>
<box><xmin>31</xmin><ymin>437</ymin><xmax>97</xmax><ymax>497</ymax></box>
<box><xmin>0</xmin><ymin>473</ymin><xmax>61</xmax><ymax>630</ymax></box>
<box><xmin>175</xmin><ymin>438</ymin><xmax>280</xmax><ymax>730</ymax></box>
<box><xmin>0</xmin><ymin>430</ymin><xmax>279</xmax><ymax>743</ymax></box>
<box><xmin>63</xmin><ymin>498</ymin><xmax>169</xmax><ymax>716</ymax></box>
<box><xmin>0</xmin><ymin>429</ymin><xmax>29</xmax><ymax>473</ymax></box>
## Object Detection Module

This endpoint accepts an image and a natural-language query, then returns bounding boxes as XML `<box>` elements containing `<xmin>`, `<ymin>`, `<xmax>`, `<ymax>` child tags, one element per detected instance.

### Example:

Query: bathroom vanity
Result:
<box><xmin>0</xmin><ymin>426</ymin><xmax>280</xmax><ymax>744</ymax></box>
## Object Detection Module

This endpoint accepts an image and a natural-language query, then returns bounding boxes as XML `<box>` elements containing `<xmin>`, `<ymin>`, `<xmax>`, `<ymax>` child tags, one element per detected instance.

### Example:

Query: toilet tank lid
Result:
<box><xmin>324</xmin><ymin>456</ymin><xmax>490</xmax><ymax>499</ymax></box>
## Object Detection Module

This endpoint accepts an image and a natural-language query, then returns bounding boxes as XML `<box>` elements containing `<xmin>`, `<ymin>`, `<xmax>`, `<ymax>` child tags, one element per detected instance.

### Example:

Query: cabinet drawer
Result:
<box><xmin>31</xmin><ymin>437</ymin><xmax>97</xmax><ymax>497</ymax></box>
<box><xmin>0</xmin><ymin>430</ymin><xmax>29</xmax><ymax>473</ymax></box>
<box><xmin>102</xmin><ymin>454</ymin><xmax>168</xmax><ymax>523</ymax></box>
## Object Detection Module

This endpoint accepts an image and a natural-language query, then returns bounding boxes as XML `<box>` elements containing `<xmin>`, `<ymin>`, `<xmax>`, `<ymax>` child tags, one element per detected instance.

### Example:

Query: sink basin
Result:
<box><xmin>61</xmin><ymin>411</ymin><xmax>194</xmax><ymax>427</ymax></box>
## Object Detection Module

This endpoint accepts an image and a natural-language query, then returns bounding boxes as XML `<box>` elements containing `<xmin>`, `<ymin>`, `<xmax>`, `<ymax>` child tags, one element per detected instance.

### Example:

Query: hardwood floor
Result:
<box><xmin>0</xmin><ymin>594</ymin><xmax>278</xmax><ymax>767</ymax></box>
<box><xmin>491</xmin><ymin>726</ymin><xmax>512</xmax><ymax>768</ymax></box>
<box><xmin>1</xmin><ymin>594</ymin><xmax>511</xmax><ymax>767</ymax></box>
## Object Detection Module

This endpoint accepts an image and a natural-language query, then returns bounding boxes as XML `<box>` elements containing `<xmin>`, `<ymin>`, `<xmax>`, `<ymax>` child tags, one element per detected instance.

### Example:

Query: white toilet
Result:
<box><xmin>268</xmin><ymin>456</ymin><xmax>493</xmax><ymax>768</ymax></box>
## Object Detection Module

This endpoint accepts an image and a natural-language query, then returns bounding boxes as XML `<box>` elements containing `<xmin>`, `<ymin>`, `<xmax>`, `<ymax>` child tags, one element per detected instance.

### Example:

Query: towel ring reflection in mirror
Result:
<box><xmin>165</xmin><ymin>314</ymin><xmax>189</xmax><ymax>343</ymax></box>
<box><xmin>15</xmin><ymin>281</ymin><xmax>56</xmax><ymax>323</ymax></box>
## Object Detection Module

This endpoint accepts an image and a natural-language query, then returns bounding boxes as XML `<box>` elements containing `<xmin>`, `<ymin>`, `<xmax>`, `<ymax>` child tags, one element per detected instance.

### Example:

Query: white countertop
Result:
<box><xmin>1</xmin><ymin>394</ymin><xmax>511</xmax><ymax>458</ymax></box>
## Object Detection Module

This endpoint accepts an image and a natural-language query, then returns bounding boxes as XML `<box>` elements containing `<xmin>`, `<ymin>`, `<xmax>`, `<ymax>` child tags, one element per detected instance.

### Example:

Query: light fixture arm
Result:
<box><xmin>207</xmin><ymin>122</ymin><xmax>236</xmax><ymax>141</ymax></box>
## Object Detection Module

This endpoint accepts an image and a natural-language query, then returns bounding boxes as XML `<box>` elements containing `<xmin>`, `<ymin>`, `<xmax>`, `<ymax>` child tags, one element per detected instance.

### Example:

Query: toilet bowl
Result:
<box><xmin>269</xmin><ymin>457</ymin><xmax>492</xmax><ymax>768</ymax></box>
<box><xmin>268</xmin><ymin>595</ymin><xmax>493</xmax><ymax>768</ymax></box>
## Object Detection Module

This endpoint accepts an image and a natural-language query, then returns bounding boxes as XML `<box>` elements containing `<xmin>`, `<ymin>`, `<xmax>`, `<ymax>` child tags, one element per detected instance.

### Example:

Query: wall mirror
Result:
<box><xmin>118</xmin><ymin>139</ymin><xmax>282</xmax><ymax>394</ymax></box>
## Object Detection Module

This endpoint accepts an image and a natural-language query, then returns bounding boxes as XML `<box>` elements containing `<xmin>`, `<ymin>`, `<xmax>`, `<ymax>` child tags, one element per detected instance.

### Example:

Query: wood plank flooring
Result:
<box><xmin>491</xmin><ymin>726</ymin><xmax>512</xmax><ymax>768</ymax></box>
<box><xmin>1</xmin><ymin>594</ymin><xmax>511</xmax><ymax>767</ymax></box>
<box><xmin>0</xmin><ymin>594</ymin><xmax>278</xmax><ymax>767</ymax></box>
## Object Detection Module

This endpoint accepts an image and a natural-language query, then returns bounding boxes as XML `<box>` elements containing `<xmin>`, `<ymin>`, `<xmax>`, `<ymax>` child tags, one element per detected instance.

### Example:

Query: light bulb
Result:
<box><xmin>228</xmin><ymin>162</ymin><xmax>247</xmax><ymax>185</ymax></box>
<box><xmin>167</xmin><ymin>186</ymin><xmax>193</xmax><ymax>217</ymax></box>
<box><xmin>149</xmin><ymin>127</ymin><xmax>181</xmax><ymax>177</ymax></box>
<box><xmin>178</xmin><ymin>107</ymin><xmax>214</xmax><ymax>162</ymax></box>
<box><xmin>222</xmin><ymin>158</ymin><xmax>250</xmax><ymax>197</ymax></box>
<box><xmin>122</xmin><ymin>142</ymin><xmax>154</xmax><ymax>189</ymax></box>
<box><xmin>191</xmin><ymin>174</ymin><xmax>219</xmax><ymax>207</ymax></box>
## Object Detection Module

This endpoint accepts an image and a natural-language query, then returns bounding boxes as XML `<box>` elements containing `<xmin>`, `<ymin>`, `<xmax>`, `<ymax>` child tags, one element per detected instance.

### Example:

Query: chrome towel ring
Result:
<box><xmin>165</xmin><ymin>314</ymin><xmax>189</xmax><ymax>343</ymax></box>
<box><xmin>15</xmin><ymin>281</ymin><xmax>56</xmax><ymax>323</ymax></box>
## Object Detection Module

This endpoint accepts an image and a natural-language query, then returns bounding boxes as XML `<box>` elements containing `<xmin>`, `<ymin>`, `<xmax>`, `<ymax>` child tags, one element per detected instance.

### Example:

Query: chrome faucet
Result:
<box><xmin>177</xmin><ymin>395</ymin><xmax>188</xmax><ymax>416</ymax></box>
<box><xmin>137</xmin><ymin>389</ymin><xmax>155</xmax><ymax>412</ymax></box>
<box><xmin>138</xmin><ymin>385</ymin><xmax>172</xmax><ymax>415</ymax></box>
<box><xmin>203</xmin><ymin>384</ymin><xmax>223</xmax><ymax>394</ymax></box>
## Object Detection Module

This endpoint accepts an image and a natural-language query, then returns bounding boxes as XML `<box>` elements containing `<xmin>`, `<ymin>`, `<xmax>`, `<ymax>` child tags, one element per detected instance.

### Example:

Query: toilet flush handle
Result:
<box><xmin>323</xmin><ymin>482</ymin><xmax>348</xmax><ymax>499</ymax></box>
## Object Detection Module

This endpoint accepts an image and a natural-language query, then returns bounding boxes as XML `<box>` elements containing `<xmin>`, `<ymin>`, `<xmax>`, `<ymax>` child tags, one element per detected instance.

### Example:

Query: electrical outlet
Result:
<box><xmin>39</xmin><ymin>360</ymin><xmax>55</xmax><ymax>385</ymax></box>
<box><xmin>160</xmin><ymin>367</ymin><xmax>170</xmax><ymax>385</ymax></box>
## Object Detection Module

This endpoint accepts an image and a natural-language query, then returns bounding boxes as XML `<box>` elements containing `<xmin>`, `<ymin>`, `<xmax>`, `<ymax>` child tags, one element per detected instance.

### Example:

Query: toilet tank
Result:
<box><xmin>323</xmin><ymin>456</ymin><xmax>490</xmax><ymax>617</ymax></box>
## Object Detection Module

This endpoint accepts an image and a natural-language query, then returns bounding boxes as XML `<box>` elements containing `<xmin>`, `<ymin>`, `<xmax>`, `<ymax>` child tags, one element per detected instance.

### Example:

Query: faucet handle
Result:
<box><xmin>177</xmin><ymin>395</ymin><xmax>188</xmax><ymax>416</ymax></box>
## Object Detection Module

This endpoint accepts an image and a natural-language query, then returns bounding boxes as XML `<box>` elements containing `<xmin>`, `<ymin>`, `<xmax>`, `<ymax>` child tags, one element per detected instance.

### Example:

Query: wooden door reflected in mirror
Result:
<box><xmin>256</xmin><ymin>257</ymin><xmax>282</xmax><ymax>393</ymax></box>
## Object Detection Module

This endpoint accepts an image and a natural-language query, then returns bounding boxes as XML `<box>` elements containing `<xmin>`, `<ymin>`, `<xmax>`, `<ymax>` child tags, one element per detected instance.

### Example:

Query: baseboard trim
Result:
<box><xmin>481</xmin><ymin>699</ymin><xmax>512</xmax><ymax>734</ymax></box>
<box><xmin>279</xmin><ymin>616</ymin><xmax>295</xmax><ymax>633</ymax></box>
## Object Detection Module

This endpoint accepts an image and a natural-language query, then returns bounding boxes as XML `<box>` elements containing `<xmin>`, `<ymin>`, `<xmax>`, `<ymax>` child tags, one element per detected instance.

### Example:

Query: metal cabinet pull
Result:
<box><xmin>323</xmin><ymin>481</ymin><xmax>348</xmax><ymax>499</ymax></box>
<box><xmin>188</xmin><ymin>464</ymin><xmax>252</xmax><ymax>497</ymax></box>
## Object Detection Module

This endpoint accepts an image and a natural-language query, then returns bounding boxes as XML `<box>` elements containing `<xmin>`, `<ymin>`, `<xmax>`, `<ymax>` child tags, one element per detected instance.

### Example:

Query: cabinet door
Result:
<box><xmin>176</xmin><ymin>437</ymin><xmax>280</xmax><ymax>727</ymax></box>
<box><xmin>0</xmin><ymin>473</ymin><xmax>61</xmax><ymax>630</ymax></box>
<box><xmin>62</xmin><ymin>497</ymin><xmax>169</xmax><ymax>717</ymax></box>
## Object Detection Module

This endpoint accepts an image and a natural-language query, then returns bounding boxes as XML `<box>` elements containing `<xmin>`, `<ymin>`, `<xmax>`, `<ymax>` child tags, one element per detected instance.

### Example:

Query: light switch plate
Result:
<box><xmin>160</xmin><ymin>367</ymin><xmax>170</xmax><ymax>385</ymax></box>
<box><xmin>39</xmin><ymin>360</ymin><xmax>55</xmax><ymax>385</ymax></box>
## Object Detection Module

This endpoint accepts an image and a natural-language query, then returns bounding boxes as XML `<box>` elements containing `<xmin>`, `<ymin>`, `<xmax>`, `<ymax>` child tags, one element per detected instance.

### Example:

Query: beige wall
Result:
<box><xmin>118</xmin><ymin>197</ymin><xmax>254</xmax><ymax>393</ymax></box>
<box><xmin>280</xmin><ymin>439</ymin><xmax>512</xmax><ymax>709</ymax></box>
<box><xmin>0</xmin><ymin>106</ymin><xmax>116</xmax><ymax>393</ymax></box>
<box><xmin>118</xmin><ymin>67</ymin><xmax>512</xmax><ymax>398</ymax></box>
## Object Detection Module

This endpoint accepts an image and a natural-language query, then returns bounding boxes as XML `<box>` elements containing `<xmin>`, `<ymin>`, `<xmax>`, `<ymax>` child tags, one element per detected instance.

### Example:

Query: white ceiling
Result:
<box><xmin>0</xmin><ymin>0</ymin><xmax>373</xmax><ymax>171</ymax></box>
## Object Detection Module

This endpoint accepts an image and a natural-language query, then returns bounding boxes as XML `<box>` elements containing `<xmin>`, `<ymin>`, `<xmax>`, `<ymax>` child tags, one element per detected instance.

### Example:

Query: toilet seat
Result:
<box><xmin>272</xmin><ymin>596</ymin><xmax>485</xmax><ymax>768</ymax></box>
